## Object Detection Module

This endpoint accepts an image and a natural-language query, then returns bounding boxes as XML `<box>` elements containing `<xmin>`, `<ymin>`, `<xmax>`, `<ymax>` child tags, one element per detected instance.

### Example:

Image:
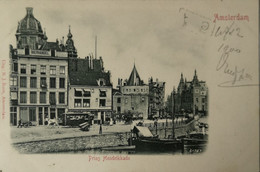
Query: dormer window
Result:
<box><xmin>74</xmin><ymin>89</ymin><xmax>82</xmax><ymax>97</ymax></box>
<box><xmin>83</xmin><ymin>89</ymin><xmax>91</xmax><ymax>97</ymax></box>
<box><xmin>97</xmin><ymin>78</ymin><xmax>106</xmax><ymax>86</ymax></box>
<box><xmin>99</xmin><ymin>89</ymin><xmax>107</xmax><ymax>97</ymax></box>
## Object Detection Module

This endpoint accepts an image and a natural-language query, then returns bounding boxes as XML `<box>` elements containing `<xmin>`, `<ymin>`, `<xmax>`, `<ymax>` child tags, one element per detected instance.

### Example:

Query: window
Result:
<box><xmin>50</xmin><ymin>66</ymin><xmax>56</xmax><ymax>75</ymax></box>
<box><xmin>99</xmin><ymin>99</ymin><xmax>106</xmax><ymax>107</ymax></box>
<box><xmin>40</xmin><ymin>92</ymin><xmax>46</xmax><ymax>103</ymax></box>
<box><xmin>83</xmin><ymin>89</ymin><xmax>91</xmax><ymax>97</ymax></box>
<box><xmin>40</xmin><ymin>65</ymin><xmax>46</xmax><ymax>75</ymax></box>
<box><xmin>40</xmin><ymin>77</ymin><xmax>47</xmax><ymax>88</ymax></box>
<box><xmin>13</xmin><ymin>62</ymin><xmax>18</xmax><ymax>72</ymax></box>
<box><xmin>60</xmin><ymin>66</ymin><xmax>65</xmax><ymax>74</ymax></box>
<box><xmin>10</xmin><ymin>107</ymin><xmax>17</xmax><ymax>125</ymax></box>
<box><xmin>50</xmin><ymin>108</ymin><xmax>56</xmax><ymax>119</ymax></box>
<box><xmin>99</xmin><ymin>90</ymin><xmax>106</xmax><ymax>97</ymax></box>
<box><xmin>30</xmin><ymin>77</ymin><xmax>37</xmax><ymax>88</ymax></box>
<box><xmin>202</xmin><ymin>98</ymin><xmax>205</xmax><ymax>103</ymax></box>
<box><xmin>49</xmin><ymin>92</ymin><xmax>56</xmax><ymax>105</ymax></box>
<box><xmin>20</xmin><ymin>91</ymin><xmax>27</xmax><ymax>103</ymax></box>
<box><xmin>30</xmin><ymin>92</ymin><xmax>37</xmax><ymax>104</ymax></box>
<box><xmin>30</xmin><ymin>37</ymin><xmax>36</xmax><ymax>49</ymax></box>
<box><xmin>117</xmin><ymin>98</ymin><xmax>121</xmax><ymax>103</ymax></box>
<box><xmin>59</xmin><ymin>78</ymin><xmax>65</xmax><ymax>88</ymax></box>
<box><xmin>75</xmin><ymin>89</ymin><xmax>82</xmax><ymax>97</ymax></box>
<box><xmin>134</xmin><ymin>89</ymin><xmax>136</xmax><ymax>92</ymax></box>
<box><xmin>44</xmin><ymin>107</ymin><xmax>48</xmax><ymax>119</ymax></box>
<box><xmin>29</xmin><ymin>107</ymin><xmax>36</xmax><ymax>121</ymax></box>
<box><xmin>59</xmin><ymin>92</ymin><xmax>65</xmax><ymax>104</ymax></box>
<box><xmin>50</xmin><ymin>78</ymin><xmax>56</xmax><ymax>88</ymax></box>
<box><xmin>83</xmin><ymin>99</ymin><xmax>90</xmax><ymax>107</ymax></box>
<box><xmin>20</xmin><ymin>77</ymin><xmax>27</xmax><ymax>88</ymax></box>
<box><xmin>10</xmin><ymin>76</ymin><xmax>17</xmax><ymax>86</ymax></box>
<box><xmin>21</xmin><ymin>37</ymin><xmax>27</xmax><ymax>44</ymax></box>
<box><xmin>20</xmin><ymin>64</ymin><xmax>26</xmax><ymax>74</ymax></box>
<box><xmin>141</xmin><ymin>97</ymin><xmax>145</xmax><ymax>102</ymax></box>
<box><xmin>196</xmin><ymin>98</ymin><xmax>199</xmax><ymax>102</ymax></box>
<box><xmin>31</xmin><ymin>64</ymin><xmax>36</xmax><ymax>74</ymax></box>
<box><xmin>58</xmin><ymin>108</ymin><xmax>65</xmax><ymax>123</ymax></box>
<box><xmin>74</xmin><ymin>99</ymin><xmax>82</xmax><ymax>107</ymax></box>
<box><xmin>117</xmin><ymin>106</ymin><xmax>121</xmax><ymax>113</ymax></box>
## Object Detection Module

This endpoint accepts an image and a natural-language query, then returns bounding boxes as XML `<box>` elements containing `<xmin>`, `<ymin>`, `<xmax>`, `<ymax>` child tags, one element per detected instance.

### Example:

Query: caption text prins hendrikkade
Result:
<box><xmin>88</xmin><ymin>155</ymin><xmax>130</xmax><ymax>162</ymax></box>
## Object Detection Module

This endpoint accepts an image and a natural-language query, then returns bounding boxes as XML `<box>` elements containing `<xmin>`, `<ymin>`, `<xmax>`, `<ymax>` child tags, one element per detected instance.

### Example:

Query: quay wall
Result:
<box><xmin>13</xmin><ymin>120</ymin><xmax>196</xmax><ymax>153</ymax></box>
<box><xmin>13</xmin><ymin>132</ymin><xmax>130</xmax><ymax>154</ymax></box>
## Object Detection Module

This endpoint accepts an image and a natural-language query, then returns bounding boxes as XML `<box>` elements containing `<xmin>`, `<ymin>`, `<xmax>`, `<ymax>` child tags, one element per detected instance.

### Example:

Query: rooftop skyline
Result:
<box><xmin>7</xmin><ymin>2</ymin><xmax>209</xmax><ymax>96</ymax></box>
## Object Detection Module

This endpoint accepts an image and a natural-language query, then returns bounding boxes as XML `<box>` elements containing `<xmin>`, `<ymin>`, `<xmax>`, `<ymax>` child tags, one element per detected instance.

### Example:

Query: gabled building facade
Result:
<box><xmin>174</xmin><ymin>70</ymin><xmax>208</xmax><ymax>115</ymax></box>
<box><xmin>113</xmin><ymin>65</ymin><xmax>149</xmax><ymax>119</ymax></box>
<box><xmin>67</xmin><ymin>56</ymin><xmax>112</xmax><ymax>124</ymax></box>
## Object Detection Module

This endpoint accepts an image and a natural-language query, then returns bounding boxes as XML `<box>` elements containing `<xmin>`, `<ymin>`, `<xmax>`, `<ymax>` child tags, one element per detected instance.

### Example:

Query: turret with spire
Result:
<box><xmin>178</xmin><ymin>73</ymin><xmax>185</xmax><ymax>94</ymax></box>
<box><xmin>127</xmin><ymin>64</ymin><xmax>144</xmax><ymax>86</ymax></box>
<box><xmin>65</xmin><ymin>25</ymin><xmax>78</xmax><ymax>58</ymax></box>
<box><xmin>192</xmin><ymin>69</ymin><xmax>199</xmax><ymax>85</ymax></box>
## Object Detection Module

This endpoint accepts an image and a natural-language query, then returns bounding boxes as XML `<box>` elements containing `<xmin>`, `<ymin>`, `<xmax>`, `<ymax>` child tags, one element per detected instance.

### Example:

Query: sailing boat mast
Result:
<box><xmin>172</xmin><ymin>87</ymin><xmax>175</xmax><ymax>139</ymax></box>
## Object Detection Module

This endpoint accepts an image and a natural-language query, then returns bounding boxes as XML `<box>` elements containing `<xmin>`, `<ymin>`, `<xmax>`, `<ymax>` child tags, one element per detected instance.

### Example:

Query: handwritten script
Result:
<box><xmin>179</xmin><ymin>8</ymin><xmax>258</xmax><ymax>87</ymax></box>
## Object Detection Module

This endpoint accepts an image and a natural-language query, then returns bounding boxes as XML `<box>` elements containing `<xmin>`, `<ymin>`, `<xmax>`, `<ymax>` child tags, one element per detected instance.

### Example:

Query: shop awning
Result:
<box><xmin>75</xmin><ymin>88</ymin><xmax>82</xmax><ymax>92</ymax></box>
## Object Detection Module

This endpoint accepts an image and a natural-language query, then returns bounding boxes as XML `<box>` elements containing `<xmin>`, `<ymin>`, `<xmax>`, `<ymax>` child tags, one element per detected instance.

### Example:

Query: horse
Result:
<box><xmin>46</xmin><ymin>118</ymin><xmax>59</xmax><ymax>127</ymax></box>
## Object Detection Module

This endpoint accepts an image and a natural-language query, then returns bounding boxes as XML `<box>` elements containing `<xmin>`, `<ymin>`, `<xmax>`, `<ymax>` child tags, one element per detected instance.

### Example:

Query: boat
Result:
<box><xmin>178</xmin><ymin>131</ymin><xmax>208</xmax><ymax>153</ymax></box>
<box><xmin>130</xmin><ymin>126</ymin><xmax>182</xmax><ymax>152</ymax></box>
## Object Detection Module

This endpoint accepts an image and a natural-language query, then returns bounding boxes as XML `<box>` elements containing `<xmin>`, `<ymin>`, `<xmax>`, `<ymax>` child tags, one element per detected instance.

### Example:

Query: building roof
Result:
<box><xmin>69</xmin><ymin>58</ymin><xmax>112</xmax><ymax>86</ymax></box>
<box><xmin>16</xmin><ymin>7</ymin><xmax>43</xmax><ymax>35</ymax></box>
<box><xmin>127</xmin><ymin>64</ymin><xmax>144</xmax><ymax>86</ymax></box>
<box><xmin>133</xmin><ymin>126</ymin><xmax>154</xmax><ymax>137</ymax></box>
<box><xmin>40</xmin><ymin>41</ymin><xmax>62</xmax><ymax>51</ymax></box>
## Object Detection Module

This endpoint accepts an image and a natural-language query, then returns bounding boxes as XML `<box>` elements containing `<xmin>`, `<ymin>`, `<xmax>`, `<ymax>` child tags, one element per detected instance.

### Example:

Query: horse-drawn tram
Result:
<box><xmin>63</xmin><ymin>112</ymin><xmax>94</xmax><ymax>128</ymax></box>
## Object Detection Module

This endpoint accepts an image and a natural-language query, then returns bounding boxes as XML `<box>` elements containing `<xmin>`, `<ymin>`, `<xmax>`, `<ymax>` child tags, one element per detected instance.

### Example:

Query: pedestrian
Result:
<box><xmin>99</xmin><ymin>123</ymin><xmax>102</xmax><ymax>134</ymax></box>
<box><xmin>17</xmin><ymin>119</ymin><xmax>22</xmax><ymax>128</ymax></box>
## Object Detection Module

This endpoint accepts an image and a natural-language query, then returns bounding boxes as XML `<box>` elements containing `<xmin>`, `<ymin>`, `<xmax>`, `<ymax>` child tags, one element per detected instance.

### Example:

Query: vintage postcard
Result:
<box><xmin>0</xmin><ymin>0</ymin><xmax>259</xmax><ymax>171</ymax></box>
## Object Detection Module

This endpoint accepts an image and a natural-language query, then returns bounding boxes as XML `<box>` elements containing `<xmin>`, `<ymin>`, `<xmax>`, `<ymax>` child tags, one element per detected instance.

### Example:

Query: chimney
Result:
<box><xmin>26</xmin><ymin>7</ymin><xmax>33</xmax><ymax>16</ymax></box>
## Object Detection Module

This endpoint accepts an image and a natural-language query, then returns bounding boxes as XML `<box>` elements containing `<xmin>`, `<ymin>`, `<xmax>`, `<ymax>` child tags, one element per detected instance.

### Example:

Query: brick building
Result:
<box><xmin>113</xmin><ymin>65</ymin><xmax>149</xmax><ymax>119</ymax></box>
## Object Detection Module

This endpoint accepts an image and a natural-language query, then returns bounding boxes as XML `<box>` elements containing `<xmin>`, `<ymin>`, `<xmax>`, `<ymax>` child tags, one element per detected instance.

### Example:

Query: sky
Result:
<box><xmin>4</xmin><ymin>1</ymin><xmax>210</xmax><ymax>96</ymax></box>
